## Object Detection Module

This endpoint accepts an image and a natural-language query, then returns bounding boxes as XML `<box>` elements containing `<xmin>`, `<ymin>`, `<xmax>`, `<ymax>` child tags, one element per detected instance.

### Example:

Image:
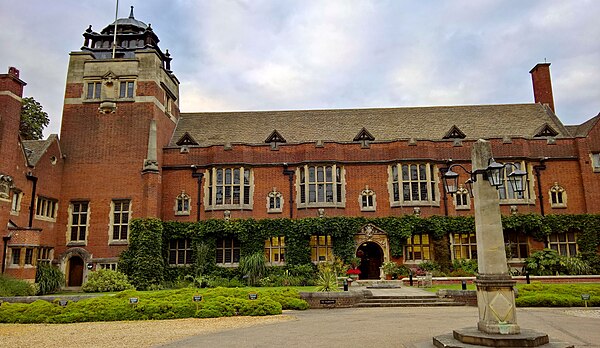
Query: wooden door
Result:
<box><xmin>68</xmin><ymin>256</ymin><xmax>84</xmax><ymax>286</ymax></box>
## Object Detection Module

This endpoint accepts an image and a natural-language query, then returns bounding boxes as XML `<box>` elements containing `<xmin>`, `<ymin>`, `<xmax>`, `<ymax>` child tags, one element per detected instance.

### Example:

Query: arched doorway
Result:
<box><xmin>68</xmin><ymin>255</ymin><xmax>84</xmax><ymax>287</ymax></box>
<box><xmin>357</xmin><ymin>242</ymin><xmax>384</xmax><ymax>280</ymax></box>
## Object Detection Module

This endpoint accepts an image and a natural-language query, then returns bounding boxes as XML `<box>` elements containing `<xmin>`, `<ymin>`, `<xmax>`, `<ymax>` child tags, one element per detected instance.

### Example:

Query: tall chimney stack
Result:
<box><xmin>529</xmin><ymin>62</ymin><xmax>555</xmax><ymax>113</ymax></box>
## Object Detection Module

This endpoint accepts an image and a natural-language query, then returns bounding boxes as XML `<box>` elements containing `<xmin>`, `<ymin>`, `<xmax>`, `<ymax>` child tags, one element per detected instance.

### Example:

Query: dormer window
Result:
<box><xmin>119</xmin><ymin>81</ymin><xmax>135</xmax><ymax>98</ymax></box>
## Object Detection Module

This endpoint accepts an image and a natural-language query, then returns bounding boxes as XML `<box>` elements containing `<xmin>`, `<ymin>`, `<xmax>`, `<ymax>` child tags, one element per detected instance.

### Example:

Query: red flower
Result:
<box><xmin>346</xmin><ymin>268</ymin><xmax>361</xmax><ymax>275</ymax></box>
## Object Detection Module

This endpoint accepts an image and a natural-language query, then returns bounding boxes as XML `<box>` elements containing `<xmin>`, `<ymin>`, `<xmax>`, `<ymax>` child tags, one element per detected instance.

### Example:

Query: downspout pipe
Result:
<box><xmin>25</xmin><ymin>172</ymin><xmax>38</xmax><ymax>228</ymax></box>
<box><xmin>440</xmin><ymin>160</ymin><xmax>452</xmax><ymax>217</ymax></box>
<box><xmin>2</xmin><ymin>235</ymin><xmax>11</xmax><ymax>274</ymax></box>
<box><xmin>283</xmin><ymin>164</ymin><xmax>295</xmax><ymax>219</ymax></box>
<box><xmin>533</xmin><ymin>159</ymin><xmax>547</xmax><ymax>216</ymax></box>
<box><xmin>191</xmin><ymin>166</ymin><xmax>204</xmax><ymax>222</ymax></box>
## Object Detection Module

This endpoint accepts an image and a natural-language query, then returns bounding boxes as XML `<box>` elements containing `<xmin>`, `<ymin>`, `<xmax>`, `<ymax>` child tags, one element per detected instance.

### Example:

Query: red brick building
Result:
<box><xmin>1</xmin><ymin>10</ymin><xmax>599</xmax><ymax>284</ymax></box>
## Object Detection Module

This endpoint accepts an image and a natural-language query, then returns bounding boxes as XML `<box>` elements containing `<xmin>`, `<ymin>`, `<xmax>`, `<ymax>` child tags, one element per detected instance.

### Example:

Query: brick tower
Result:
<box><xmin>56</xmin><ymin>7</ymin><xmax>179</xmax><ymax>285</ymax></box>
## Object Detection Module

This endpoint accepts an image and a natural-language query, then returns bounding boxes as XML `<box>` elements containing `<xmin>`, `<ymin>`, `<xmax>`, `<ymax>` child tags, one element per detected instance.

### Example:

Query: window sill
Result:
<box><xmin>216</xmin><ymin>263</ymin><xmax>239</xmax><ymax>268</ymax></box>
<box><xmin>34</xmin><ymin>216</ymin><xmax>57</xmax><ymax>222</ymax></box>
<box><xmin>168</xmin><ymin>264</ymin><xmax>193</xmax><ymax>267</ymax></box>
<box><xmin>455</xmin><ymin>206</ymin><xmax>471</xmax><ymax>211</ymax></box>
<box><xmin>499</xmin><ymin>200</ymin><xmax>535</xmax><ymax>205</ymax></box>
<box><xmin>266</xmin><ymin>262</ymin><xmax>286</xmax><ymax>266</ymax></box>
<box><xmin>205</xmin><ymin>205</ymin><xmax>253</xmax><ymax>211</ymax></box>
<box><xmin>267</xmin><ymin>209</ymin><xmax>283</xmax><ymax>214</ymax></box>
<box><xmin>109</xmin><ymin>241</ymin><xmax>129</xmax><ymax>246</ymax></box>
<box><xmin>390</xmin><ymin>201</ymin><xmax>440</xmax><ymax>207</ymax></box>
<box><xmin>10</xmin><ymin>210</ymin><xmax>19</xmax><ymax>216</ymax></box>
<box><xmin>175</xmin><ymin>211</ymin><xmax>191</xmax><ymax>216</ymax></box>
<box><xmin>298</xmin><ymin>203</ymin><xmax>345</xmax><ymax>209</ymax></box>
<box><xmin>550</xmin><ymin>205</ymin><xmax>567</xmax><ymax>209</ymax></box>
<box><xmin>360</xmin><ymin>207</ymin><xmax>376</xmax><ymax>212</ymax></box>
<box><xmin>67</xmin><ymin>241</ymin><xmax>87</xmax><ymax>247</ymax></box>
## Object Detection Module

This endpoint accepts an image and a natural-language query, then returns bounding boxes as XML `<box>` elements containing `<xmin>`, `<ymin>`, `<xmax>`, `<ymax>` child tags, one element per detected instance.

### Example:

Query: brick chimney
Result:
<box><xmin>529</xmin><ymin>62</ymin><xmax>555</xmax><ymax>112</ymax></box>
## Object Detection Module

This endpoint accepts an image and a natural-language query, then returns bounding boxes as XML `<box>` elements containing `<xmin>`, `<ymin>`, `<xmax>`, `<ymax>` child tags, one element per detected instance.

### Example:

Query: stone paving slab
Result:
<box><xmin>158</xmin><ymin>306</ymin><xmax>600</xmax><ymax>348</ymax></box>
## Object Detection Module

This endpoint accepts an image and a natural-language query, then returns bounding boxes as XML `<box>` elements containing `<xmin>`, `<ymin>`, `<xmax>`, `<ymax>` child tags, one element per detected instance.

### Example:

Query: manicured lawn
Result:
<box><xmin>421</xmin><ymin>282</ymin><xmax>600</xmax><ymax>307</ymax></box>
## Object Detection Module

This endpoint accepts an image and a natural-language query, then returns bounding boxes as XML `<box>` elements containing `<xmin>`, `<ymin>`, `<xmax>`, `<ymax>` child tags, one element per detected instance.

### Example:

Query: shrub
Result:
<box><xmin>239</xmin><ymin>251</ymin><xmax>267</xmax><ymax>286</ymax></box>
<box><xmin>524</xmin><ymin>249</ymin><xmax>561</xmax><ymax>275</ymax></box>
<box><xmin>206</xmin><ymin>276</ymin><xmax>245</xmax><ymax>288</ymax></box>
<box><xmin>559</xmin><ymin>256</ymin><xmax>593</xmax><ymax>275</ymax></box>
<box><xmin>381</xmin><ymin>261</ymin><xmax>398</xmax><ymax>277</ymax></box>
<box><xmin>284</xmin><ymin>264</ymin><xmax>316</xmax><ymax>285</ymax></box>
<box><xmin>0</xmin><ymin>287</ymin><xmax>305</xmax><ymax>324</ymax></box>
<box><xmin>82</xmin><ymin>269</ymin><xmax>134</xmax><ymax>293</ymax></box>
<box><xmin>35</xmin><ymin>264</ymin><xmax>65</xmax><ymax>295</ymax></box>
<box><xmin>419</xmin><ymin>260</ymin><xmax>442</xmax><ymax>272</ymax></box>
<box><xmin>0</xmin><ymin>275</ymin><xmax>35</xmax><ymax>296</ymax></box>
<box><xmin>579</xmin><ymin>252</ymin><xmax>600</xmax><ymax>274</ymax></box>
<box><xmin>315</xmin><ymin>267</ymin><xmax>339</xmax><ymax>292</ymax></box>
<box><xmin>451</xmin><ymin>259</ymin><xmax>478</xmax><ymax>276</ymax></box>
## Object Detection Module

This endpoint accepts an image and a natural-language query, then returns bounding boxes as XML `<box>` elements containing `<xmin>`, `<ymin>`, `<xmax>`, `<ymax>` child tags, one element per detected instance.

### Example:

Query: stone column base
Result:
<box><xmin>475</xmin><ymin>274</ymin><xmax>520</xmax><ymax>335</ymax></box>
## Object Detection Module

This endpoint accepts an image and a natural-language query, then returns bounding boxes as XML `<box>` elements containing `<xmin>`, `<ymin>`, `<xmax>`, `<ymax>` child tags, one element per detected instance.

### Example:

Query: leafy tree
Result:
<box><xmin>20</xmin><ymin>97</ymin><xmax>49</xmax><ymax>140</ymax></box>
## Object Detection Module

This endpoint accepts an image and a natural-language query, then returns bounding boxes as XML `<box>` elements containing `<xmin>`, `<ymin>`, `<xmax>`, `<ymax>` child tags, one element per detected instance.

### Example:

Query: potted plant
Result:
<box><xmin>346</xmin><ymin>268</ymin><xmax>361</xmax><ymax>281</ymax></box>
<box><xmin>382</xmin><ymin>261</ymin><xmax>398</xmax><ymax>280</ymax></box>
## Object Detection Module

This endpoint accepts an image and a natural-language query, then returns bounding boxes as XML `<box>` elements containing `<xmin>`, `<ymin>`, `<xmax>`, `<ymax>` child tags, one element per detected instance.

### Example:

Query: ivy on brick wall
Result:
<box><xmin>124</xmin><ymin>213</ymin><xmax>600</xmax><ymax>285</ymax></box>
<box><xmin>119</xmin><ymin>218</ymin><xmax>165</xmax><ymax>290</ymax></box>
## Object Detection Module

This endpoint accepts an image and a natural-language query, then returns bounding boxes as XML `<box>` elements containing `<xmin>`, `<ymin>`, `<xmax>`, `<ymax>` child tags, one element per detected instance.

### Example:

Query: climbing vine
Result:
<box><xmin>124</xmin><ymin>213</ymin><xmax>600</xmax><ymax>283</ymax></box>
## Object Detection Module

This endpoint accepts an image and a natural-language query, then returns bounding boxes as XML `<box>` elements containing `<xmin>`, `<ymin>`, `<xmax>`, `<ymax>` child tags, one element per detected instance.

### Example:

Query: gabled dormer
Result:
<box><xmin>354</xmin><ymin>127</ymin><xmax>375</xmax><ymax>148</ymax></box>
<box><xmin>534</xmin><ymin>123</ymin><xmax>559</xmax><ymax>137</ymax></box>
<box><xmin>443</xmin><ymin>125</ymin><xmax>466</xmax><ymax>139</ymax></box>
<box><xmin>265</xmin><ymin>130</ymin><xmax>286</xmax><ymax>150</ymax></box>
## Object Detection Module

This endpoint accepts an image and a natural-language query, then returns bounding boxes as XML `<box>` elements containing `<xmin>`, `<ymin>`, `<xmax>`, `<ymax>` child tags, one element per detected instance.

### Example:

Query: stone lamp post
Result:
<box><xmin>434</xmin><ymin>139</ymin><xmax>572</xmax><ymax>348</ymax></box>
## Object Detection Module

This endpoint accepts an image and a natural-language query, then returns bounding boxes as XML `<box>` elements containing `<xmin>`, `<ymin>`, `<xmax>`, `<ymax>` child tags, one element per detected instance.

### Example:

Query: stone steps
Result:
<box><xmin>356</xmin><ymin>295</ymin><xmax>466</xmax><ymax>308</ymax></box>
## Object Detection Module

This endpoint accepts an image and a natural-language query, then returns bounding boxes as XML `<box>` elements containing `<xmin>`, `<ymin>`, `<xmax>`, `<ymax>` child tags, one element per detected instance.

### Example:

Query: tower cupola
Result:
<box><xmin>81</xmin><ymin>6</ymin><xmax>169</xmax><ymax>69</ymax></box>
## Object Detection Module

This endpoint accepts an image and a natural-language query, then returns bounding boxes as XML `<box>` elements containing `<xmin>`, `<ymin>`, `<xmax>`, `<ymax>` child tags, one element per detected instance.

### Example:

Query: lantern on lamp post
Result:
<box><xmin>435</xmin><ymin>140</ymin><xmax>561</xmax><ymax>347</ymax></box>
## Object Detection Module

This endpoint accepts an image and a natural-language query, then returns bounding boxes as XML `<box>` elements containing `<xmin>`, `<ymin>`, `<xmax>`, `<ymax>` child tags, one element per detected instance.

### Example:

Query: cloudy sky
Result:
<box><xmin>1</xmin><ymin>0</ymin><xmax>599</xmax><ymax>137</ymax></box>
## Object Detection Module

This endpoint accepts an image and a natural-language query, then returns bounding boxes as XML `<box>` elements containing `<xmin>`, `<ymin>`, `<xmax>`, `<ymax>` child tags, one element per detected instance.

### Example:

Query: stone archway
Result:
<box><xmin>59</xmin><ymin>247</ymin><xmax>92</xmax><ymax>287</ymax></box>
<box><xmin>354</xmin><ymin>223</ymin><xmax>390</xmax><ymax>280</ymax></box>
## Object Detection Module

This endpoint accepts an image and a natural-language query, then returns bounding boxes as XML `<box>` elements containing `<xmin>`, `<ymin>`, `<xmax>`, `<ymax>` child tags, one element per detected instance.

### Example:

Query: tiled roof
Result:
<box><xmin>22</xmin><ymin>134</ymin><xmax>58</xmax><ymax>166</ymax></box>
<box><xmin>170</xmin><ymin>103</ymin><xmax>571</xmax><ymax>147</ymax></box>
<box><xmin>566</xmin><ymin>113</ymin><xmax>600</xmax><ymax>137</ymax></box>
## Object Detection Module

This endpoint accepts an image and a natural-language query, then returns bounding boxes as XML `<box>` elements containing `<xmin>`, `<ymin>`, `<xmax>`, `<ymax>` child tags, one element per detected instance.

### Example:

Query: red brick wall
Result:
<box><xmin>160</xmin><ymin>136</ymin><xmax>597</xmax><ymax>221</ymax></box>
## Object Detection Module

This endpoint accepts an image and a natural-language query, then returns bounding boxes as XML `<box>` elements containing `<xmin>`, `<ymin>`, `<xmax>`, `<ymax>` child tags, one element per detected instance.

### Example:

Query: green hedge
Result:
<box><xmin>516</xmin><ymin>283</ymin><xmax>600</xmax><ymax>307</ymax></box>
<box><xmin>0</xmin><ymin>275</ymin><xmax>35</xmax><ymax>297</ymax></box>
<box><xmin>0</xmin><ymin>287</ymin><xmax>308</xmax><ymax>324</ymax></box>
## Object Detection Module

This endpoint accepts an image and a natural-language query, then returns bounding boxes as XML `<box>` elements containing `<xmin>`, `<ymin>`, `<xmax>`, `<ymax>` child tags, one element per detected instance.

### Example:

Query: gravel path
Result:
<box><xmin>0</xmin><ymin>315</ymin><xmax>296</xmax><ymax>348</ymax></box>
<box><xmin>562</xmin><ymin>308</ymin><xmax>600</xmax><ymax>318</ymax></box>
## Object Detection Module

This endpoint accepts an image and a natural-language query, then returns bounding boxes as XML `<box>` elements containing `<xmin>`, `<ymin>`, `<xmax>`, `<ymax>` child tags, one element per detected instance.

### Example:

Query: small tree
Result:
<box><xmin>20</xmin><ymin>97</ymin><xmax>49</xmax><ymax>140</ymax></box>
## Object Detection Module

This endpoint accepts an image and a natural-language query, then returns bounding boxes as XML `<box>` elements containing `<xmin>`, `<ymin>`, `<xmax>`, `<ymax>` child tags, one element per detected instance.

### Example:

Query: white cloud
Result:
<box><xmin>0</xmin><ymin>0</ymin><xmax>598</xmax><ymax>136</ymax></box>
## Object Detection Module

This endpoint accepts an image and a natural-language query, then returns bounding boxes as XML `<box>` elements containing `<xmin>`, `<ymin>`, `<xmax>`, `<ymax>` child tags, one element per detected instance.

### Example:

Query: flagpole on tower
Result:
<box><xmin>112</xmin><ymin>0</ymin><xmax>119</xmax><ymax>59</ymax></box>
